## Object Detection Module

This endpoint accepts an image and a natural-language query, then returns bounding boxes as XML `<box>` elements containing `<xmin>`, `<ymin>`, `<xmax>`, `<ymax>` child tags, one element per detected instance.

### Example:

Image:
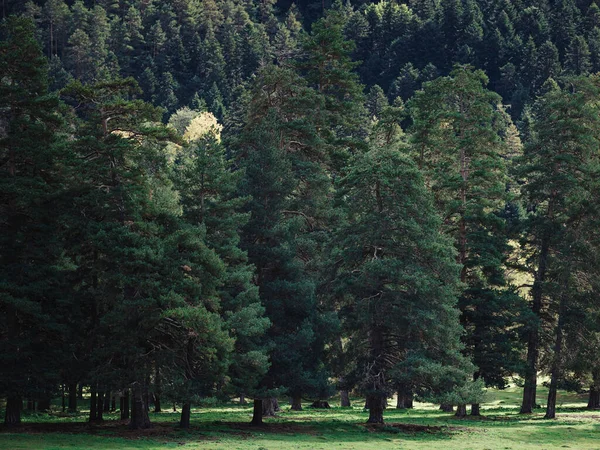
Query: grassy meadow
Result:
<box><xmin>1</xmin><ymin>385</ymin><xmax>599</xmax><ymax>450</ymax></box>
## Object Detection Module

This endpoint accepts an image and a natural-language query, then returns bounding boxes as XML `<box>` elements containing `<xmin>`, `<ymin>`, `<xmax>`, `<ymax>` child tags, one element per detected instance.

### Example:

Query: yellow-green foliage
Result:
<box><xmin>183</xmin><ymin>112</ymin><xmax>223</xmax><ymax>142</ymax></box>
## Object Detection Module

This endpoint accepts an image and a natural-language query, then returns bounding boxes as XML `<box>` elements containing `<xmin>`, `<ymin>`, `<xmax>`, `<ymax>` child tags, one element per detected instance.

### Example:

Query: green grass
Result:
<box><xmin>2</xmin><ymin>385</ymin><xmax>599</xmax><ymax>449</ymax></box>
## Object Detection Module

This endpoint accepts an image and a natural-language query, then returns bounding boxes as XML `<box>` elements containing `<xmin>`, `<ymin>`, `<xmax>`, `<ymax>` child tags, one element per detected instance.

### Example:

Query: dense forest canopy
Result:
<box><xmin>2</xmin><ymin>0</ymin><xmax>600</xmax><ymax>429</ymax></box>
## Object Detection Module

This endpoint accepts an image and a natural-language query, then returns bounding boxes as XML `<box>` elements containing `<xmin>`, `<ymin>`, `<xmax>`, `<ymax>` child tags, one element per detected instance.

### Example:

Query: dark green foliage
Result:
<box><xmin>0</xmin><ymin>16</ymin><xmax>69</xmax><ymax>425</ymax></box>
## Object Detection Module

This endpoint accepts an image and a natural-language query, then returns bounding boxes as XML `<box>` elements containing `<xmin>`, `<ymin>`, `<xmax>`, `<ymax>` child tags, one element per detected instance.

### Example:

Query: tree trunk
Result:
<box><xmin>68</xmin><ymin>383</ymin><xmax>77</xmax><ymax>413</ymax></box>
<box><xmin>154</xmin><ymin>366</ymin><xmax>162</xmax><ymax>413</ymax></box>
<box><xmin>440</xmin><ymin>404</ymin><xmax>454</xmax><ymax>412</ymax></box>
<box><xmin>250</xmin><ymin>398</ymin><xmax>263</xmax><ymax>426</ymax></box>
<box><xmin>4</xmin><ymin>395</ymin><xmax>21</xmax><ymax>427</ymax></box>
<box><xmin>96</xmin><ymin>390</ymin><xmax>104</xmax><ymax>421</ymax></box>
<box><xmin>103</xmin><ymin>391</ymin><xmax>110</xmax><ymax>412</ymax></box>
<box><xmin>129</xmin><ymin>383</ymin><xmax>151</xmax><ymax>429</ymax></box>
<box><xmin>272</xmin><ymin>397</ymin><xmax>281</xmax><ymax>412</ymax></box>
<box><xmin>521</xmin><ymin>236</ymin><xmax>550</xmax><ymax>414</ymax></box>
<box><xmin>471</xmin><ymin>403</ymin><xmax>481</xmax><ymax>416</ymax></box>
<box><xmin>396</xmin><ymin>389</ymin><xmax>413</xmax><ymax>409</ymax></box>
<box><xmin>78</xmin><ymin>384</ymin><xmax>83</xmax><ymax>400</ymax></box>
<box><xmin>588</xmin><ymin>387</ymin><xmax>600</xmax><ymax>409</ymax></box>
<box><xmin>111</xmin><ymin>394</ymin><xmax>116</xmax><ymax>412</ymax></box>
<box><xmin>180</xmin><ymin>402</ymin><xmax>191</xmax><ymax>429</ymax></box>
<box><xmin>262</xmin><ymin>397</ymin><xmax>276</xmax><ymax>416</ymax></box>
<box><xmin>340</xmin><ymin>390</ymin><xmax>351</xmax><ymax>407</ymax></box>
<box><xmin>121</xmin><ymin>390</ymin><xmax>130</xmax><ymax>420</ymax></box>
<box><xmin>26</xmin><ymin>399</ymin><xmax>35</xmax><ymax>411</ymax></box>
<box><xmin>455</xmin><ymin>404</ymin><xmax>467</xmax><ymax>417</ymax></box>
<box><xmin>545</xmin><ymin>290</ymin><xmax>567</xmax><ymax>420</ymax></box>
<box><xmin>290</xmin><ymin>395</ymin><xmax>302</xmax><ymax>411</ymax></box>
<box><xmin>89</xmin><ymin>386</ymin><xmax>97</xmax><ymax>422</ymax></box>
<box><xmin>38</xmin><ymin>397</ymin><xmax>51</xmax><ymax>412</ymax></box>
<box><xmin>366</xmin><ymin>393</ymin><xmax>384</xmax><ymax>424</ymax></box>
<box><xmin>239</xmin><ymin>393</ymin><xmax>246</xmax><ymax>405</ymax></box>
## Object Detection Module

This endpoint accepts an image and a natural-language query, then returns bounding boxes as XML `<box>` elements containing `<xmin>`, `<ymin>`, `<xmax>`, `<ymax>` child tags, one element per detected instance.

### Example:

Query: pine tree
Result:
<box><xmin>0</xmin><ymin>16</ymin><xmax>69</xmax><ymax>427</ymax></box>
<box><xmin>334</xmin><ymin>143</ymin><xmax>471</xmax><ymax>424</ymax></box>
<box><xmin>517</xmin><ymin>75</ymin><xmax>600</xmax><ymax>417</ymax></box>
<box><xmin>409</xmin><ymin>66</ymin><xmax>526</xmax><ymax>415</ymax></box>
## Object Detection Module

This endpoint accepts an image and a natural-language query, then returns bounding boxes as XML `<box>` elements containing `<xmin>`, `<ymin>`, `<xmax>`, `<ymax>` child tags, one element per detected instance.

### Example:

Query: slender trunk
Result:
<box><xmin>103</xmin><ymin>391</ymin><xmax>110</xmax><ymax>412</ymax></box>
<box><xmin>521</xmin><ymin>236</ymin><xmax>550</xmax><ymax>414</ymax></box>
<box><xmin>68</xmin><ymin>383</ymin><xmax>77</xmax><ymax>413</ymax></box>
<box><xmin>250</xmin><ymin>398</ymin><xmax>263</xmax><ymax>426</ymax></box>
<box><xmin>173</xmin><ymin>402</ymin><xmax>177</xmax><ymax>412</ymax></box>
<box><xmin>78</xmin><ymin>384</ymin><xmax>83</xmax><ymax>400</ymax></box>
<box><xmin>239</xmin><ymin>393</ymin><xmax>246</xmax><ymax>405</ymax></box>
<box><xmin>340</xmin><ymin>390</ymin><xmax>351</xmax><ymax>407</ymax></box>
<box><xmin>4</xmin><ymin>395</ymin><xmax>21</xmax><ymax>427</ymax></box>
<box><xmin>154</xmin><ymin>367</ymin><xmax>162</xmax><ymax>413</ymax></box>
<box><xmin>96</xmin><ymin>390</ymin><xmax>104</xmax><ymax>421</ymax></box>
<box><xmin>290</xmin><ymin>395</ymin><xmax>302</xmax><ymax>411</ymax></box>
<box><xmin>143</xmin><ymin>376</ymin><xmax>150</xmax><ymax>413</ymax></box>
<box><xmin>180</xmin><ymin>402</ymin><xmax>191</xmax><ymax>428</ymax></box>
<box><xmin>366</xmin><ymin>393</ymin><xmax>384</xmax><ymax>424</ymax></box>
<box><xmin>471</xmin><ymin>403</ymin><xmax>481</xmax><ymax>416</ymax></box>
<box><xmin>89</xmin><ymin>386</ymin><xmax>97</xmax><ymax>422</ymax></box>
<box><xmin>129</xmin><ymin>383</ymin><xmax>151</xmax><ymax>429</ymax></box>
<box><xmin>272</xmin><ymin>397</ymin><xmax>280</xmax><ymax>412</ymax></box>
<box><xmin>121</xmin><ymin>390</ymin><xmax>130</xmax><ymax>420</ymax></box>
<box><xmin>545</xmin><ymin>290</ymin><xmax>567</xmax><ymax>419</ymax></box>
<box><xmin>111</xmin><ymin>394</ymin><xmax>116</xmax><ymax>412</ymax></box>
<box><xmin>62</xmin><ymin>384</ymin><xmax>66</xmax><ymax>413</ymax></box>
<box><xmin>440</xmin><ymin>404</ymin><xmax>454</xmax><ymax>412</ymax></box>
<box><xmin>455</xmin><ymin>404</ymin><xmax>467</xmax><ymax>417</ymax></box>
<box><xmin>26</xmin><ymin>399</ymin><xmax>35</xmax><ymax>412</ymax></box>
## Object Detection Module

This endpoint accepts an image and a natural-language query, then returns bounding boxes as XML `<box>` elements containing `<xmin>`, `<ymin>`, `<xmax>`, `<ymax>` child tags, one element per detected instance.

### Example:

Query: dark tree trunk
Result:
<box><xmin>262</xmin><ymin>398</ymin><xmax>276</xmax><ymax>416</ymax></box>
<box><xmin>455</xmin><ymin>404</ymin><xmax>467</xmax><ymax>417</ymax></box>
<box><xmin>121</xmin><ymin>390</ymin><xmax>130</xmax><ymax>420</ymax></box>
<box><xmin>154</xmin><ymin>366</ymin><xmax>162</xmax><ymax>413</ymax></box>
<box><xmin>38</xmin><ymin>397</ymin><xmax>51</xmax><ymax>412</ymax></box>
<box><xmin>96</xmin><ymin>390</ymin><xmax>104</xmax><ymax>421</ymax></box>
<box><xmin>173</xmin><ymin>402</ymin><xmax>177</xmax><ymax>412</ymax></box>
<box><xmin>103</xmin><ymin>391</ymin><xmax>110</xmax><ymax>412</ymax></box>
<box><xmin>521</xmin><ymin>236</ymin><xmax>550</xmax><ymax>414</ymax></box>
<box><xmin>153</xmin><ymin>393</ymin><xmax>161</xmax><ymax>413</ymax></box>
<box><xmin>111</xmin><ymin>394</ymin><xmax>116</xmax><ymax>412</ymax></box>
<box><xmin>340</xmin><ymin>390</ymin><xmax>351</xmax><ymax>407</ymax></box>
<box><xmin>290</xmin><ymin>395</ymin><xmax>302</xmax><ymax>411</ymax></box>
<box><xmin>143</xmin><ymin>377</ymin><xmax>150</xmax><ymax>413</ymax></box>
<box><xmin>239</xmin><ymin>393</ymin><xmax>246</xmax><ymax>405</ymax></box>
<box><xmin>471</xmin><ymin>403</ymin><xmax>481</xmax><ymax>416</ymax></box>
<box><xmin>89</xmin><ymin>386</ymin><xmax>97</xmax><ymax>422</ymax></box>
<box><xmin>440</xmin><ymin>404</ymin><xmax>454</xmax><ymax>412</ymax></box>
<box><xmin>396</xmin><ymin>389</ymin><xmax>413</xmax><ymax>409</ymax></box>
<box><xmin>366</xmin><ymin>393</ymin><xmax>384</xmax><ymax>424</ymax></box>
<box><xmin>4</xmin><ymin>395</ymin><xmax>21</xmax><ymax>427</ymax></box>
<box><xmin>129</xmin><ymin>384</ymin><xmax>151</xmax><ymax>429</ymax></box>
<box><xmin>272</xmin><ymin>397</ymin><xmax>281</xmax><ymax>412</ymax></box>
<box><xmin>68</xmin><ymin>383</ymin><xmax>77</xmax><ymax>413</ymax></box>
<box><xmin>545</xmin><ymin>290</ymin><xmax>567</xmax><ymax>420</ymax></box>
<box><xmin>62</xmin><ymin>384</ymin><xmax>66</xmax><ymax>413</ymax></box>
<box><xmin>78</xmin><ymin>384</ymin><xmax>83</xmax><ymax>400</ymax></box>
<box><xmin>180</xmin><ymin>402</ymin><xmax>191</xmax><ymax>428</ymax></box>
<box><xmin>26</xmin><ymin>399</ymin><xmax>35</xmax><ymax>411</ymax></box>
<box><xmin>250</xmin><ymin>398</ymin><xmax>263</xmax><ymax>426</ymax></box>
<box><xmin>311</xmin><ymin>400</ymin><xmax>331</xmax><ymax>408</ymax></box>
<box><xmin>588</xmin><ymin>387</ymin><xmax>600</xmax><ymax>409</ymax></box>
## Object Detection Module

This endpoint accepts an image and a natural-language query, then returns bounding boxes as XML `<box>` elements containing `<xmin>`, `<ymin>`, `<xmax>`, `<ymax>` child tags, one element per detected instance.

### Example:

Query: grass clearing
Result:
<box><xmin>1</xmin><ymin>385</ymin><xmax>599</xmax><ymax>449</ymax></box>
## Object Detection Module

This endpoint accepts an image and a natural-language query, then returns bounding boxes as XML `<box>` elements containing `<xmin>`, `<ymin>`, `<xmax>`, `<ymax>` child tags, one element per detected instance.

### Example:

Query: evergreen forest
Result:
<box><xmin>3</xmin><ymin>0</ymin><xmax>600</xmax><ymax>442</ymax></box>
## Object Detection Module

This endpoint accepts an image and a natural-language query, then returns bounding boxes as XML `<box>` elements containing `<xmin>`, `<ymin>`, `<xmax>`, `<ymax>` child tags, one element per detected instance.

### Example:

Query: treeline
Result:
<box><xmin>2</xmin><ymin>0</ymin><xmax>600</xmax><ymax>431</ymax></box>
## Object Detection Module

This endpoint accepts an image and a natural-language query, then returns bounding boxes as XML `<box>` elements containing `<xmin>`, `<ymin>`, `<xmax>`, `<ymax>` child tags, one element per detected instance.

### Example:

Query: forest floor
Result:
<box><xmin>1</xmin><ymin>385</ymin><xmax>599</xmax><ymax>449</ymax></box>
